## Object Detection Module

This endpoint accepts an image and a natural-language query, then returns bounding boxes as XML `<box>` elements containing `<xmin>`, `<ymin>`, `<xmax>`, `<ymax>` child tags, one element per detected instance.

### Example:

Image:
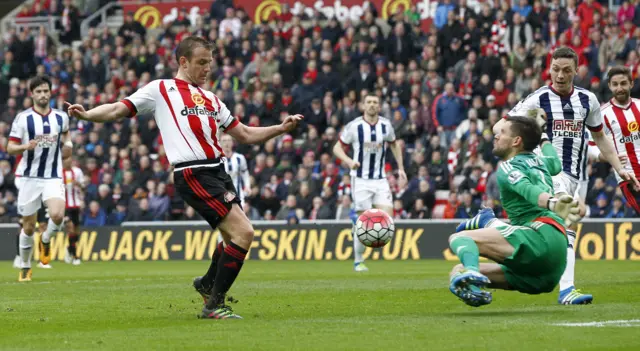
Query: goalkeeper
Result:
<box><xmin>447</xmin><ymin>115</ymin><xmax>580</xmax><ymax>307</ymax></box>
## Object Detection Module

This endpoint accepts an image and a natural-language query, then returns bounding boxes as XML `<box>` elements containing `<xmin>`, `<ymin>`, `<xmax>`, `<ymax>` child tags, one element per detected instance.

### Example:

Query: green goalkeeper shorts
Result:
<box><xmin>497</xmin><ymin>221</ymin><xmax>568</xmax><ymax>294</ymax></box>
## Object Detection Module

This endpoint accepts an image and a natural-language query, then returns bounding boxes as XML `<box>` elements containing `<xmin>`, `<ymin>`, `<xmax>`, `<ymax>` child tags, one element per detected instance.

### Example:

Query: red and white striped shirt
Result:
<box><xmin>599</xmin><ymin>98</ymin><xmax>640</xmax><ymax>182</ymax></box>
<box><xmin>121</xmin><ymin>79</ymin><xmax>238</xmax><ymax>165</ymax></box>
<box><xmin>63</xmin><ymin>166</ymin><xmax>84</xmax><ymax>209</ymax></box>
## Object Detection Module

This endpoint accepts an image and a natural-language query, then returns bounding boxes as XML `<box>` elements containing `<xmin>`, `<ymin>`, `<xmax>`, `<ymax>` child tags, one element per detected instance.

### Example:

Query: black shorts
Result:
<box><xmin>66</xmin><ymin>208</ymin><xmax>81</xmax><ymax>226</ymax></box>
<box><xmin>620</xmin><ymin>181</ymin><xmax>640</xmax><ymax>214</ymax></box>
<box><xmin>173</xmin><ymin>162</ymin><xmax>240</xmax><ymax>229</ymax></box>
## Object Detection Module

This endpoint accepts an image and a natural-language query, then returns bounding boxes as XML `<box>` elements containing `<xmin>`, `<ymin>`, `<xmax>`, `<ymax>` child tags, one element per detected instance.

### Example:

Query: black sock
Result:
<box><xmin>68</xmin><ymin>233</ymin><xmax>78</xmax><ymax>257</ymax></box>
<box><xmin>202</xmin><ymin>241</ymin><xmax>224</xmax><ymax>290</ymax></box>
<box><xmin>206</xmin><ymin>242</ymin><xmax>247</xmax><ymax>309</ymax></box>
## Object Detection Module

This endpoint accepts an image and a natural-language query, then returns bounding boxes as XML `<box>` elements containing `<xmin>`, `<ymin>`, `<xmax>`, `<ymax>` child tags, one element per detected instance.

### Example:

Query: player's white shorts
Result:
<box><xmin>552</xmin><ymin>173</ymin><xmax>588</xmax><ymax>203</ymax></box>
<box><xmin>351</xmin><ymin>177</ymin><xmax>393</xmax><ymax>212</ymax></box>
<box><xmin>15</xmin><ymin>177</ymin><xmax>65</xmax><ymax>216</ymax></box>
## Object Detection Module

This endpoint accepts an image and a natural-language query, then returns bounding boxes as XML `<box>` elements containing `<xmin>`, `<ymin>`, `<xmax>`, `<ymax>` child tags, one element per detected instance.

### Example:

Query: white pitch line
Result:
<box><xmin>553</xmin><ymin>319</ymin><xmax>640</xmax><ymax>327</ymax></box>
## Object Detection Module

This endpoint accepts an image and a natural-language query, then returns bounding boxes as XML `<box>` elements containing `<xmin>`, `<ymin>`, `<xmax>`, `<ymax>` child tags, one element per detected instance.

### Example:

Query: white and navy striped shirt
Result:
<box><xmin>224</xmin><ymin>152</ymin><xmax>250</xmax><ymax>203</ymax></box>
<box><xmin>508</xmin><ymin>86</ymin><xmax>603</xmax><ymax>181</ymax></box>
<box><xmin>9</xmin><ymin>108</ymin><xmax>69</xmax><ymax>179</ymax></box>
<box><xmin>338</xmin><ymin>116</ymin><xmax>396</xmax><ymax>180</ymax></box>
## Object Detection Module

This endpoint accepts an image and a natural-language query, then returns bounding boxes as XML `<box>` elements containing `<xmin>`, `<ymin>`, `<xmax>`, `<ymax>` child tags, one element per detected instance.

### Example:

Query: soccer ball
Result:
<box><xmin>355</xmin><ymin>209</ymin><xmax>395</xmax><ymax>248</ymax></box>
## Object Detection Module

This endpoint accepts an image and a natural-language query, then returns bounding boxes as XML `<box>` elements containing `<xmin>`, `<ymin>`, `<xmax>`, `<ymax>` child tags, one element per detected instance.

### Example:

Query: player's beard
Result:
<box><xmin>365</xmin><ymin>109</ymin><xmax>377</xmax><ymax>118</ymax></box>
<box><xmin>35</xmin><ymin>98</ymin><xmax>50</xmax><ymax>111</ymax></box>
<box><xmin>615</xmin><ymin>90</ymin><xmax>630</xmax><ymax>105</ymax></box>
<box><xmin>492</xmin><ymin>144</ymin><xmax>508</xmax><ymax>159</ymax></box>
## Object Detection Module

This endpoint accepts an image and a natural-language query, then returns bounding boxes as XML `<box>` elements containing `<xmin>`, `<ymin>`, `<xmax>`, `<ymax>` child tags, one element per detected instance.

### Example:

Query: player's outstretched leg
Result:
<box><xmin>448</xmin><ymin>233</ymin><xmax>492</xmax><ymax>307</ymax></box>
<box><xmin>558</xmin><ymin>228</ymin><xmax>593</xmax><ymax>305</ymax></box>
<box><xmin>351</xmin><ymin>211</ymin><xmax>368</xmax><ymax>272</ymax></box>
<box><xmin>455</xmin><ymin>208</ymin><xmax>507</xmax><ymax>233</ymax></box>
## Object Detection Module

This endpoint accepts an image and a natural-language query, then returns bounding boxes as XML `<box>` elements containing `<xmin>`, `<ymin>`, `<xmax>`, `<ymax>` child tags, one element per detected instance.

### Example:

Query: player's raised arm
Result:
<box><xmin>538</xmin><ymin>138</ymin><xmax>562</xmax><ymax>176</ymax></box>
<box><xmin>498</xmin><ymin>164</ymin><xmax>579</xmax><ymax>223</ymax></box>
<box><xmin>226</xmin><ymin>114</ymin><xmax>304</xmax><ymax>144</ymax></box>
<box><xmin>65</xmin><ymin>101</ymin><xmax>131</xmax><ymax>123</ymax></box>
<box><xmin>66</xmin><ymin>80</ymin><xmax>158</xmax><ymax>123</ymax></box>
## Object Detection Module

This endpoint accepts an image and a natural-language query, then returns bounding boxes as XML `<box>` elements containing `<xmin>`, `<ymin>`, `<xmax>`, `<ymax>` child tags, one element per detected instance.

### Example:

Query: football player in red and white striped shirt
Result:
<box><xmin>62</xmin><ymin>157</ymin><xmax>84</xmax><ymax>265</ymax></box>
<box><xmin>66</xmin><ymin>37</ymin><xmax>303</xmax><ymax>319</ymax></box>
<box><xmin>589</xmin><ymin>66</ymin><xmax>640</xmax><ymax>214</ymax></box>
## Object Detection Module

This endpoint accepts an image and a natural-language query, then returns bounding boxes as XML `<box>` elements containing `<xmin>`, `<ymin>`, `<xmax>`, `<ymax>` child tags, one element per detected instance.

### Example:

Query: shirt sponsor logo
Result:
<box><xmin>180</xmin><ymin>105</ymin><xmax>219</xmax><ymax>118</ymax></box>
<box><xmin>553</xmin><ymin>120</ymin><xmax>584</xmax><ymax>138</ymax></box>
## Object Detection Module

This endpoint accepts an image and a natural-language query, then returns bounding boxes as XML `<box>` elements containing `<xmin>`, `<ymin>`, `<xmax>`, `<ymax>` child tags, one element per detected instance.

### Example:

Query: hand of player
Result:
<box><xmin>619</xmin><ymin>170</ymin><xmax>640</xmax><ymax>191</ymax></box>
<box><xmin>64</xmin><ymin>101</ymin><xmax>88</xmax><ymax>120</ymax></box>
<box><xmin>526</xmin><ymin>108</ymin><xmax>547</xmax><ymax>128</ymax></box>
<box><xmin>398</xmin><ymin>169</ymin><xmax>408</xmax><ymax>183</ymax></box>
<box><xmin>25</xmin><ymin>140</ymin><xmax>38</xmax><ymax>151</ymax></box>
<box><xmin>348</xmin><ymin>160</ymin><xmax>361</xmax><ymax>170</ymax></box>
<box><xmin>281</xmin><ymin>114</ymin><xmax>304</xmax><ymax>132</ymax></box>
<box><xmin>548</xmin><ymin>195</ymin><xmax>581</xmax><ymax>226</ymax></box>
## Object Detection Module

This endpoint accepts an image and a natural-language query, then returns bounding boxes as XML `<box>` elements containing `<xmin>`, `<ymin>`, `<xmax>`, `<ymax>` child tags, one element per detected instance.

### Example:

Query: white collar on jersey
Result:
<box><xmin>610</xmin><ymin>98</ymin><xmax>632</xmax><ymax>110</ymax></box>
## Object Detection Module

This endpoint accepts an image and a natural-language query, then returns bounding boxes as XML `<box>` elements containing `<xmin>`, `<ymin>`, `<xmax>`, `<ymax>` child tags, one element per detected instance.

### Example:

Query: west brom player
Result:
<box><xmin>62</xmin><ymin>156</ymin><xmax>85</xmax><ymax>265</ymax></box>
<box><xmin>492</xmin><ymin>47</ymin><xmax>638</xmax><ymax>304</ymax></box>
<box><xmin>7</xmin><ymin>76</ymin><xmax>72</xmax><ymax>281</ymax></box>
<box><xmin>333</xmin><ymin>94</ymin><xmax>407</xmax><ymax>272</ymax></box>
<box><xmin>221</xmin><ymin>134</ymin><xmax>250</xmax><ymax>206</ymax></box>
<box><xmin>589</xmin><ymin>66</ymin><xmax>640</xmax><ymax>215</ymax></box>
<box><xmin>217</xmin><ymin>134</ymin><xmax>250</xmax><ymax>246</ymax></box>
<box><xmin>67</xmin><ymin>37</ymin><xmax>303</xmax><ymax>319</ymax></box>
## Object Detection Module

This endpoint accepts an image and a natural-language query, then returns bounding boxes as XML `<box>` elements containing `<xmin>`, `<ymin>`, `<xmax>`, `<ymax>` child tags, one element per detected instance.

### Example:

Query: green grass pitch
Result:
<box><xmin>1</xmin><ymin>260</ymin><xmax>639</xmax><ymax>350</ymax></box>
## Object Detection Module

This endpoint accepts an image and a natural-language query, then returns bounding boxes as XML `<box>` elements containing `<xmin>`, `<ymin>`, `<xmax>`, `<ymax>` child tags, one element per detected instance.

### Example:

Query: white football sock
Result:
<box><xmin>559</xmin><ymin>229</ymin><xmax>577</xmax><ymax>292</ymax></box>
<box><xmin>19</xmin><ymin>230</ymin><xmax>34</xmax><ymax>269</ymax></box>
<box><xmin>353</xmin><ymin>226</ymin><xmax>365</xmax><ymax>264</ymax></box>
<box><xmin>487</xmin><ymin>218</ymin><xmax>508</xmax><ymax>228</ymax></box>
<box><xmin>42</xmin><ymin>218</ymin><xmax>62</xmax><ymax>244</ymax></box>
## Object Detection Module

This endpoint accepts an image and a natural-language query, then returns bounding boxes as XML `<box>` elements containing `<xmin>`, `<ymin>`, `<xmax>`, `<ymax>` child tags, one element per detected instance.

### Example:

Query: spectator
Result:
<box><xmin>118</xmin><ymin>11</ymin><xmax>146</xmax><ymax>45</ymax></box>
<box><xmin>84</xmin><ymin>201</ymin><xmax>107</xmax><ymax>226</ymax></box>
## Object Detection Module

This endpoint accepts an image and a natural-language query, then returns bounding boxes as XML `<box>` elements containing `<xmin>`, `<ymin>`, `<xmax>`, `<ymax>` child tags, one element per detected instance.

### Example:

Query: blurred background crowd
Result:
<box><xmin>0</xmin><ymin>0</ymin><xmax>637</xmax><ymax>226</ymax></box>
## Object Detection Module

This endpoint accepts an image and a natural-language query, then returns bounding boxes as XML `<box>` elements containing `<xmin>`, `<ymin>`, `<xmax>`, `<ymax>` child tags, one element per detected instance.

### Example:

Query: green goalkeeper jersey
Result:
<box><xmin>496</xmin><ymin>143</ymin><xmax>564</xmax><ymax>226</ymax></box>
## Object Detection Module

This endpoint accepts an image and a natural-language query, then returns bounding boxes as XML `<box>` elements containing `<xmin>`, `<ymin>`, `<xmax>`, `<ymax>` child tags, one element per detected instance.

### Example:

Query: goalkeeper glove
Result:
<box><xmin>547</xmin><ymin>195</ymin><xmax>581</xmax><ymax>226</ymax></box>
<box><xmin>526</xmin><ymin>108</ymin><xmax>547</xmax><ymax>129</ymax></box>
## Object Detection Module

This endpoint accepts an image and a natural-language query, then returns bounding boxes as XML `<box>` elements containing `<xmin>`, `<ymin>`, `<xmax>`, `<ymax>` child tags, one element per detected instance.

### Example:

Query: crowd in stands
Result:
<box><xmin>0</xmin><ymin>0</ymin><xmax>638</xmax><ymax>226</ymax></box>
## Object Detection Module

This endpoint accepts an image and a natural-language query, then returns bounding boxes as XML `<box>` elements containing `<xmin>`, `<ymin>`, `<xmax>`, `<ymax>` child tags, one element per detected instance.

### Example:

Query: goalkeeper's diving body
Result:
<box><xmin>448</xmin><ymin>116</ymin><xmax>581</xmax><ymax>307</ymax></box>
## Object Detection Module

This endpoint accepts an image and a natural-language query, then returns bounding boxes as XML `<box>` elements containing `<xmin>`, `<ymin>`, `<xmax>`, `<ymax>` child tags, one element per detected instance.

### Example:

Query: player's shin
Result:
<box><xmin>352</xmin><ymin>228</ymin><xmax>366</xmax><ymax>264</ymax></box>
<box><xmin>449</xmin><ymin>235</ymin><xmax>480</xmax><ymax>272</ymax></box>
<box><xmin>68</xmin><ymin>231</ymin><xmax>78</xmax><ymax>257</ymax></box>
<box><xmin>202</xmin><ymin>240</ymin><xmax>225</xmax><ymax>290</ymax></box>
<box><xmin>19</xmin><ymin>230</ymin><xmax>34</xmax><ymax>268</ymax></box>
<box><xmin>42</xmin><ymin>218</ymin><xmax>62</xmax><ymax>244</ymax></box>
<box><xmin>206</xmin><ymin>241</ymin><xmax>248</xmax><ymax>309</ymax></box>
<box><xmin>559</xmin><ymin>229</ymin><xmax>577</xmax><ymax>291</ymax></box>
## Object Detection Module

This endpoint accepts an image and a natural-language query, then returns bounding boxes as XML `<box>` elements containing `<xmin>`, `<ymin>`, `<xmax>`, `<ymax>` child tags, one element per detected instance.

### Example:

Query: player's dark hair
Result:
<box><xmin>29</xmin><ymin>75</ymin><xmax>52</xmax><ymax>92</ymax></box>
<box><xmin>607</xmin><ymin>66</ymin><xmax>632</xmax><ymax>83</ymax></box>
<box><xmin>551</xmin><ymin>47</ymin><xmax>578</xmax><ymax>68</ymax></box>
<box><xmin>175</xmin><ymin>36</ymin><xmax>214</xmax><ymax>62</ymax></box>
<box><xmin>364</xmin><ymin>93</ymin><xmax>379</xmax><ymax>101</ymax></box>
<box><xmin>506</xmin><ymin>116</ymin><xmax>542</xmax><ymax>152</ymax></box>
